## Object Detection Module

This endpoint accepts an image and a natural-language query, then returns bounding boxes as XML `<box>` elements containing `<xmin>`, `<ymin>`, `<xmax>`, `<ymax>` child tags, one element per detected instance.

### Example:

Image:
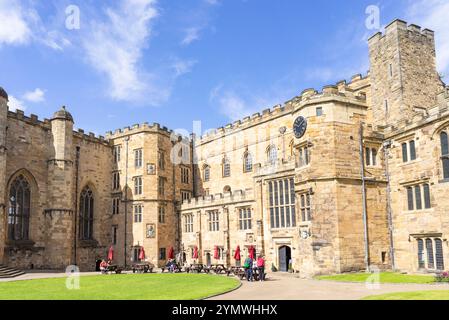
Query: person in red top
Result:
<box><xmin>257</xmin><ymin>256</ymin><xmax>266</xmax><ymax>281</ymax></box>
<box><xmin>100</xmin><ymin>259</ymin><xmax>108</xmax><ymax>274</ymax></box>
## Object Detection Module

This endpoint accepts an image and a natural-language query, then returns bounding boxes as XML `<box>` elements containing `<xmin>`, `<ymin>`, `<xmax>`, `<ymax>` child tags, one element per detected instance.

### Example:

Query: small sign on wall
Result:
<box><xmin>147</xmin><ymin>163</ymin><xmax>156</xmax><ymax>175</ymax></box>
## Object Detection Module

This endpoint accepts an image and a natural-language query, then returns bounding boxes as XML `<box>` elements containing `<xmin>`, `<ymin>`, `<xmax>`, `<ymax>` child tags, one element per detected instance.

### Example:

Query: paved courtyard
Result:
<box><xmin>1</xmin><ymin>271</ymin><xmax>448</xmax><ymax>300</ymax></box>
<box><xmin>209</xmin><ymin>272</ymin><xmax>449</xmax><ymax>300</ymax></box>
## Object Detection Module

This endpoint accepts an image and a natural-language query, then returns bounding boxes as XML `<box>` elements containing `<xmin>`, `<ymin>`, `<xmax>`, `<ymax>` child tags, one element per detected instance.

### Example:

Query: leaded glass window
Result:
<box><xmin>79</xmin><ymin>186</ymin><xmax>94</xmax><ymax>240</ymax></box>
<box><xmin>268</xmin><ymin>178</ymin><xmax>296</xmax><ymax>228</ymax></box>
<box><xmin>8</xmin><ymin>175</ymin><xmax>31</xmax><ymax>241</ymax></box>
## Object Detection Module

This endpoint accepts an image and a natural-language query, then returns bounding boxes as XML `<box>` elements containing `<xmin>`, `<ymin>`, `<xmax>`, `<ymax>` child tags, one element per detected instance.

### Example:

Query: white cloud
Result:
<box><xmin>82</xmin><ymin>0</ymin><xmax>160</xmax><ymax>102</ymax></box>
<box><xmin>7</xmin><ymin>96</ymin><xmax>26</xmax><ymax>111</ymax></box>
<box><xmin>172</xmin><ymin>59</ymin><xmax>197</xmax><ymax>77</ymax></box>
<box><xmin>181</xmin><ymin>27</ymin><xmax>201</xmax><ymax>46</ymax></box>
<box><xmin>204</xmin><ymin>0</ymin><xmax>220</xmax><ymax>5</ymax></box>
<box><xmin>23</xmin><ymin>88</ymin><xmax>45</xmax><ymax>103</ymax></box>
<box><xmin>0</xmin><ymin>0</ymin><xmax>31</xmax><ymax>45</ymax></box>
<box><xmin>406</xmin><ymin>0</ymin><xmax>449</xmax><ymax>75</ymax></box>
<box><xmin>0</xmin><ymin>0</ymin><xmax>70</xmax><ymax>50</ymax></box>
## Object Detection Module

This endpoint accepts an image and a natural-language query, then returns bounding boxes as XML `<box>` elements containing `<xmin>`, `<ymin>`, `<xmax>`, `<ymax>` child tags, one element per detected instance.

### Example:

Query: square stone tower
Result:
<box><xmin>368</xmin><ymin>19</ymin><xmax>444</xmax><ymax>127</ymax></box>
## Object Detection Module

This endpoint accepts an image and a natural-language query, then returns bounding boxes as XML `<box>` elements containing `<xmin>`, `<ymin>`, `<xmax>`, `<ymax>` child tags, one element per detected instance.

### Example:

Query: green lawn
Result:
<box><xmin>363</xmin><ymin>291</ymin><xmax>449</xmax><ymax>300</ymax></box>
<box><xmin>0</xmin><ymin>273</ymin><xmax>240</xmax><ymax>300</ymax></box>
<box><xmin>316</xmin><ymin>272</ymin><xmax>435</xmax><ymax>284</ymax></box>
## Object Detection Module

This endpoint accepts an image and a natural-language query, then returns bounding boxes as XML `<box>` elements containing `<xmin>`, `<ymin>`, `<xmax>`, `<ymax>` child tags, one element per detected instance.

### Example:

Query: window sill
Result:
<box><xmin>5</xmin><ymin>240</ymin><xmax>35</xmax><ymax>249</ymax></box>
<box><xmin>399</xmin><ymin>159</ymin><xmax>420</xmax><ymax>167</ymax></box>
<box><xmin>439</xmin><ymin>178</ymin><xmax>449</xmax><ymax>184</ymax></box>
<box><xmin>78</xmin><ymin>239</ymin><xmax>98</xmax><ymax>248</ymax></box>
<box><xmin>404</xmin><ymin>209</ymin><xmax>433</xmax><ymax>214</ymax></box>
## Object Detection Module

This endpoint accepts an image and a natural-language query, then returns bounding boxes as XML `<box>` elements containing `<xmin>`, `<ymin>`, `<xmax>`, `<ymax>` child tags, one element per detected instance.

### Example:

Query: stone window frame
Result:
<box><xmin>181</xmin><ymin>166</ymin><xmax>190</xmax><ymax>184</ymax></box>
<box><xmin>295</xmin><ymin>141</ymin><xmax>312</xmax><ymax>168</ymax></box>
<box><xmin>268</xmin><ymin>177</ymin><xmax>296</xmax><ymax>229</ymax></box>
<box><xmin>112</xmin><ymin>171</ymin><xmax>120</xmax><ymax>190</ymax></box>
<box><xmin>439</xmin><ymin>131</ymin><xmax>449</xmax><ymax>180</ymax></box>
<box><xmin>184</xmin><ymin>213</ymin><xmax>194</xmax><ymax>233</ymax></box>
<box><xmin>113</xmin><ymin>145</ymin><xmax>121</xmax><ymax>164</ymax></box>
<box><xmin>267</xmin><ymin>144</ymin><xmax>278</xmax><ymax>165</ymax></box>
<box><xmin>222</xmin><ymin>156</ymin><xmax>231</xmax><ymax>178</ymax></box>
<box><xmin>79</xmin><ymin>185</ymin><xmax>94</xmax><ymax>240</ymax></box>
<box><xmin>158</xmin><ymin>205</ymin><xmax>166</xmax><ymax>224</ymax></box>
<box><xmin>364</xmin><ymin>143</ymin><xmax>380</xmax><ymax>167</ymax></box>
<box><xmin>203</xmin><ymin>164</ymin><xmax>210</xmax><ymax>182</ymax></box>
<box><xmin>158</xmin><ymin>177</ymin><xmax>166</xmax><ymax>197</ymax></box>
<box><xmin>403</xmin><ymin>180</ymin><xmax>432</xmax><ymax>212</ymax></box>
<box><xmin>134</xmin><ymin>204</ymin><xmax>143</xmax><ymax>223</ymax></box>
<box><xmin>8</xmin><ymin>174</ymin><xmax>32</xmax><ymax>241</ymax></box>
<box><xmin>299</xmin><ymin>190</ymin><xmax>312</xmax><ymax>222</ymax></box>
<box><xmin>237</xmin><ymin>206</ymin><xmax>252</xmax><ymax>231</ymax></box>
<box><xmin>207</xmin><ymin>210</ymin><xmax>220</xmax><ymax>232</ymax></box>
<box><xmin>134</xmin><ymin>176</ymin><xmax>143</xmax><ymax>195</ymax></box>
<box><xmin>243</xmin><ymin>151</ymin><xmax>253</xmax><ymax>173</ymax></box>
<box><xmin>181</xmin><ymin>190</ymin><xmax>192</xmax><ymax>202</ymax></box>
<box><xmin>134</xmin><ymin>148</ymin><xmax>143</xmax><ymax>168</ymax></box>
<box><xmin>412</xmin><ymin>235</ymin><xmax>445</xmax><ymax>271</ymax></box>
<box><xmin>112</xmin><ymin>197</ymin><xmax>120</xmax><ymax>215</ymax></box>
<box><xmin>398</xmin><ymin>135</ymin><xmax>418</xmax><ymax>164</ymax></box>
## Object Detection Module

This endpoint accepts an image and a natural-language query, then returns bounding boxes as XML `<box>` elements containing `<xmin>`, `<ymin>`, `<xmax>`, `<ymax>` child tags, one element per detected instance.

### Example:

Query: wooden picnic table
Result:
<box><xmin>132</xmin><ymin>262</ymin><xmax>154</xmax><ymax>273</ymax></box>
<box><xmin>105</xmin><ymin>264</ymin><xmax>123</xmax><ymax>274</ymax></box>
<box><xmin>161</xmin><ymin>263</ymin><xmax>182</xmax><ymax>273</ymax></box>
<box><xmin>186</xmin><ymin>264</ymin><xmax>203</xmax><ymax>273</ymax></box>
<box><xmin>210</xmin><ymin>264</ymin><xmax>226</xmax><ymax>274</ymax></box>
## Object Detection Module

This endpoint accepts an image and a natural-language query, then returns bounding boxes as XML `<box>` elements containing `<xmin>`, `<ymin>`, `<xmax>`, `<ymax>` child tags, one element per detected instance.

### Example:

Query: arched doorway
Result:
<box><xmin>278</xmin><ymin>246</ymin><xmax>291</xmax><ymax>272</ymax></box>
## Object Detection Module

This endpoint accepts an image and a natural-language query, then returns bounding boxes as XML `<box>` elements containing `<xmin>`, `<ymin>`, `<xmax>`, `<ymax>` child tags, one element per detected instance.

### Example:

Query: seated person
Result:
<box><xmin>99</xmin><ymin>260</ymin><xmax>108</xmax><ymax>274</ymax></box>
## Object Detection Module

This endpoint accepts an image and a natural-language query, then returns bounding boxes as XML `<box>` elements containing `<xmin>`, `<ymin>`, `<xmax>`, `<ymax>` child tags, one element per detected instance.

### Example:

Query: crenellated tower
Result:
<box><xmin>44</xmin><ymin>106</ymin><xmax>75</xmax><ymax>269</ymax></box>
<box><xmin>0</xmin><ymin>87</ymin><xmax>8</xmax><ymax>264</ymax></box>
<box><xmin>368</xmin><ymin>19</ymin><xmax>445</xmax><ymax>127</ymax></box>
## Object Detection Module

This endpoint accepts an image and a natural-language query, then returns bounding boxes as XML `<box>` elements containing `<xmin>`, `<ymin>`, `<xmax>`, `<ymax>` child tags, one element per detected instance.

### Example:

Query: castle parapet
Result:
<box><xmin>180</xmin><ymin>188</ymin><xmax>255</xmax><ymax>209</ymax></box>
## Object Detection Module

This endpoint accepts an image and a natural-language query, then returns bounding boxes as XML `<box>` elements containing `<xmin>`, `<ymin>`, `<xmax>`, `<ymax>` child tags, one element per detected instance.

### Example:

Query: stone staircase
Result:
<box><xmin>0</xmin><ymin>265</ymin><xmax>25</xmax><ymax>279</ymax></box>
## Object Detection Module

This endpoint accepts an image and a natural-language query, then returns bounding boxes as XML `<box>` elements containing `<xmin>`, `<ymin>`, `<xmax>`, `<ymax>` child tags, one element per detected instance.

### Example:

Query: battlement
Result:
<box><xmin>7</xmin><ymin>108</ymin><xmax>51</xmax><ymax>129</ymax></box>
<box><xmin>72</xmin><ymin>128</ymin><xmax>110</xmax><ymax>145</ymax></box>
<box><xmin>368</xmin><ymin>19</ymin><xmax>435</xmax><ymax>45</ymax></box>
<box><xmin>105</xmin><ymin>122</ymin><xmax>188</xmax><ymax>142</ymax></box>
<box><xmin>181</xmin><ymin>188</ymin><xmax>254</xmax><ymax>209</ymax></box>
<box><xmin>197</xmin><ymin>74</ymin><xmax>368</xmax><ymax>144</ymax></box>
<box><xmin>7</xmin><ymin>108</ymin><xmax>110</xmax><ymax>145</ymax></box>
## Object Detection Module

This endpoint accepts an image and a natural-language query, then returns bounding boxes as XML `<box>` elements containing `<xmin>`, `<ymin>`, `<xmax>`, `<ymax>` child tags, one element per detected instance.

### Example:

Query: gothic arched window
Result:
<box><xmin>440</xmin><ymin>132</ymin><xmax>449</xmax><ymax>179</ymax></box>
<box><xmin>203</xmin><ymin>165</ymin><xmax>210</xmax><ymax>182</ymax></box>
<box><xmin>79</xmin><ymin>186</ymin><xmax>94</xmax><ymax>240</ymax></box>
<box><xmin>243</xmin><ymin>152</ymin><xmax>252</xmax><ymax>173</ymax></box>
<box><xmin>267</xmin><ymin>145</ymin><xmax>277</xmax><ymax>165</ymax></box>
<box><xmin>8</xmin><ymin>175</ymin><xmax>31</xmax><ymax>241</ymax></box>
<box><xmin>222</xmin><ymin>156</ymin><xmax>231</xmax><ymax>177</ymax></box>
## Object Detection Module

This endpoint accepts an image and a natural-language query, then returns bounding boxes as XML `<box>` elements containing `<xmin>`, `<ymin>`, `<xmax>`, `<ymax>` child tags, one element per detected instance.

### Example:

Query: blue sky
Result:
<box><xmin>0</xmin><ymin>0</ymin><xmax>448</xmax><ymax>136</ymax></box>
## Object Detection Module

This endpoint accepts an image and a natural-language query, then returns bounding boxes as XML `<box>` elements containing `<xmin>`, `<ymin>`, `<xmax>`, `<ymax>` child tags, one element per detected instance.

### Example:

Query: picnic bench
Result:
<box><xmin>132</xmin><ymin>262</ymin><xmax>154</xmax><ymax>273</ymax></box>
<box><xmin>210</xmin><ymin>264</ymin><xmax>226</xmax><ymax>274</ymax></box>
<box><xmin>104</xmin><ymin>264</ymin><xmax>123</xmax><ymax>274</ymax></box>
<box><xmin>186</xmin><ymin>263</ymin><xmax>203</xmax><ymax>273</ymax></box>
<box><xmin>161</xmin><ymin>263</ymin><xmax>182</xmax><ymax>273</ymax></box>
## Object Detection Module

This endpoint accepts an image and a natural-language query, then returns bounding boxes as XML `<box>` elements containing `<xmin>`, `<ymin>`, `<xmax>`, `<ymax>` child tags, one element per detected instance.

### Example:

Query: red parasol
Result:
<box><xmin>168</xmin><ymin>246</ymin><xmax>174</xmax><ymax>259</ymax></box>
<box><xmin>249</xmin><ymin>245</ymin><xmax>255</xmax><ymax>260</ymax></box>
<box><xmin>193</xmin><ymin>246</ymin><xmax>199</xmax><ymax>259</ymax></box>
<box><xmin>138</xmin><ymin>246</ymin><xmax>145</xmax><ymax>261</ymax></box>
<box><xmin>233</xmin><ymin>245</ymin><xmax>241</xmax><ymax>261</ymax></box>
<box><xmin>213</xmin><ymin>246</ymin><xmax>220</xmax><ymax>260</ymax></box>
<box><xmin>107</xmin><ymin>246</ymin><xmax>114</xmax><ymax>261</ymax></box>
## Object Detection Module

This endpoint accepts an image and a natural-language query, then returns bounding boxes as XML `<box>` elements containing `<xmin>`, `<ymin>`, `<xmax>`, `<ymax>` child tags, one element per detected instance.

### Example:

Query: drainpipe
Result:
<box><xmin>359</xmin><ymin>123</ymin><xmax>370</xmax><ymax>272</ymax></box>
<box><xmin>383</xmin><ymin>140</ymin><xmax>396</xmax><ymax>271</ymax></box>
<box><xmin>124</xmin><ymin>137</ymin><xmax>129</xmax><ymax>269</ymax></box>
<box><xmin>73</xmin><ymin>146</ymin><xmax>80</xmax><ymax>265</ymax></box>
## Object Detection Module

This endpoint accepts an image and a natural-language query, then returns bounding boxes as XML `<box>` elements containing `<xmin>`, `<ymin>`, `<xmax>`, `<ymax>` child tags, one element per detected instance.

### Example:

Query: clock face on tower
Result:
<box><xmin>293</xmin><ymin>116</ymin><xmax>307</xmax><ymax>139</ymax></box>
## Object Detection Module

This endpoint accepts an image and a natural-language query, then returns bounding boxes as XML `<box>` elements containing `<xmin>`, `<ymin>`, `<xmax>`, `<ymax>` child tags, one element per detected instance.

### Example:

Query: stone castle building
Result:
<box><xmin>1</xmin><ymin>19</ymin><xmax>448</xmax><ymax>276</ymax></box>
